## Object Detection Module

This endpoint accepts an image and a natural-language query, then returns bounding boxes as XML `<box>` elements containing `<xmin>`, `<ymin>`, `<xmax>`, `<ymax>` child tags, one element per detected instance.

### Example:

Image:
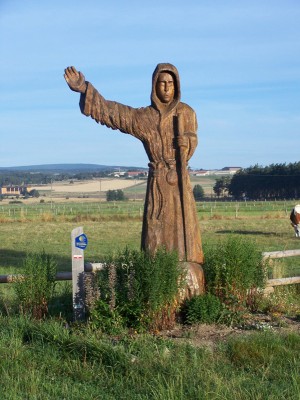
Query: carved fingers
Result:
<box><xmin>176</xmin><ymin>135</ymin><xmax>189</xmax><ymax>148</ymax></box>
<box><xmin>64</xmin><ymin>66</ymin><xmax>87</xmax><ymax>93</ymax></box>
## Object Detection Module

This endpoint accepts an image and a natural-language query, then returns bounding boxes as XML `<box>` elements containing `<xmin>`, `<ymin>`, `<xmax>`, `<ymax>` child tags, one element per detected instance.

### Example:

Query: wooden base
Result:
<box><xmin>180</xmin><ymin>262</ymin><xmax>205</xmax><ymax>300</ymax></box>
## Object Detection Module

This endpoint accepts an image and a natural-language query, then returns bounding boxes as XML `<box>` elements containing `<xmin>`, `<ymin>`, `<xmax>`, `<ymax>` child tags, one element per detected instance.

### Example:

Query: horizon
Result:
<box><xmin>0</xmin><ymin>162</ymin><xmax>243</xmax><ymax>171</ymax></box>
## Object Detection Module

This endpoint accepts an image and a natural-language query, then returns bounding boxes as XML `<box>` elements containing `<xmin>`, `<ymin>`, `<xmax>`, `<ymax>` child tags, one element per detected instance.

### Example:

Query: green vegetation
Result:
<box><xmin>0</xmin><ymin>199</ymin><xmax>299</xmax><ymax>276</ymax></box>
<box><xmin>218</xmin><ymin>161</ymin><xmax>300</xmax><ymax>199</ymax></box>
<box><xmin>0</xmin><ymin>198</ymin><xmax>297</xmax><ymax>222</ymax></box>
<box><xmin>182</xmin><ymin>293</ymin><xmax>222</xmax><ymax>324</ymax></box>
<box><xmin>203</xmin><ymin>236</ymin><xmax>267</xmax><ymax>301</ymax></box>
<box><xmin>0</xmin><ymin>317</ymin><xmax>299</xmax><ymax>399</ymax></box>
<box><xmin>0</xmin><ymin>200</ymin><xmax>300</xmax><ymax>398</ymax></box>
<box><xmin>182</xmin><ymin>237</ymin><xmax>268</xmax><ymax>326</ymax></box>
<box><xmin>193</xmin><ymin>184</ymin><xmax>205</xmax><ymax>200</ymax></box>
<box><xmin>106</xmin><ymin>188</ymin><xmax>126</xmax><ymax>201</ymax></box>
<box><xmin>90</xmin><ymin>248</ymin><xmax>183</xmax><ymax>333</ymax></box>
<box><xmin>14</xmin><ymin>252</ymin><xmax>57</xmax><ymax>319</ymax></box>
<box><xmin>213</xmin><ymin>175</ymin><xmax>231</xmax><ymax>197</ymax></box>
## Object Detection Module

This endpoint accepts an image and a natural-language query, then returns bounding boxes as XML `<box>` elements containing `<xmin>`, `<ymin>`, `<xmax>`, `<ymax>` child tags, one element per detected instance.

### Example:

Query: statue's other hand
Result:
<box><xmin>176</xmin><ymin>135</ymin><xmax>189</xmax><ymax>148</ymax></box>
<box><xmin>64</xmin><ymin>66</ymin><xmax>86</xmax><ymax>93</ymax></box>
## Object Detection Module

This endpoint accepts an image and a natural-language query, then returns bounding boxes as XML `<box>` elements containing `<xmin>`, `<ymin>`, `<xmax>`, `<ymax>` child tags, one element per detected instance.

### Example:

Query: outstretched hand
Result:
<box><xmin>64</xmin><ymin>66</ymin><xmax>87</xmax><ymax>93</ymax></box>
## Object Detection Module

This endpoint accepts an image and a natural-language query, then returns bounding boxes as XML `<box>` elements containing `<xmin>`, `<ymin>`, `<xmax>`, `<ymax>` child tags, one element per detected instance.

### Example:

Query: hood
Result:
<box><xmin>151</xmin><ymin>63</ymin><xmax>181</xmax><ymax>115</ymax></box>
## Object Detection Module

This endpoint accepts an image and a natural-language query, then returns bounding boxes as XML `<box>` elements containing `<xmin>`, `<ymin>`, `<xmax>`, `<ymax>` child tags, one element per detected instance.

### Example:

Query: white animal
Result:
<box><xmin>290</xmin><ymin>205</ymin><xmax>300</xmax><ymax>237</ymax></box>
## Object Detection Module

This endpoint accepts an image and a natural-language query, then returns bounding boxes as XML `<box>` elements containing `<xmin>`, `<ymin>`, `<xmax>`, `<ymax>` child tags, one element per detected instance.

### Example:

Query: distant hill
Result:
<box><xmin>0</xmin><ymin>164</ymin><xmax>147</xmax><ymax>173</ymax></box>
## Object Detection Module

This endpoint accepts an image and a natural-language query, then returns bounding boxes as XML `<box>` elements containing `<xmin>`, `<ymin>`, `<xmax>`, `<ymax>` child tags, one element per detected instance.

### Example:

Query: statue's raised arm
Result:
<box><xmin>64</xmin><ymin>66</ymin><xmax>87</xmax><ymax>94</ymax></box>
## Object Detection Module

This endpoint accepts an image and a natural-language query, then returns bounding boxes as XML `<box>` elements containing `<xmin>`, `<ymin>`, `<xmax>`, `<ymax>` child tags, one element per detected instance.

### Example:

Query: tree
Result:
<box><xmin>106</xmin><ymin>189</ymin><xmax>126</xmax><ymax>201</ymax></box>
<box><xmin>228</xmin><ymin>162</ymin><xmax>300</xmax><ymax>200</ymax></box>
<box><xmin>213</xmin><ymin>176</ymin><xmax>231</xmax><ymax>198</ymax></box>
<box><xmin>193</xmin><ymin>184</ymin><xmax>205</xmax><ymax>201</ymax></box>
<box><xmin>28</xmin><ymin>189</ymin><xmax>40</xmax><ymax>198</ymax></box>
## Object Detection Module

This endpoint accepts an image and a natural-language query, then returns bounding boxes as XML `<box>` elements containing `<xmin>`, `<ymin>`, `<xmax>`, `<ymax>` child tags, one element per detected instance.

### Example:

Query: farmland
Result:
<box><xmin>17</xmin><ymin>175</ymin><xmax>218</xmax><ymax>201</ymax></box>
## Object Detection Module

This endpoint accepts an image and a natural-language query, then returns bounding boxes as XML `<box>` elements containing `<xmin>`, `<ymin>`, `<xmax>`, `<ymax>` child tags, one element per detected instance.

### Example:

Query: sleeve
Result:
<box><xmin>79</xmin><ymin>82</ymin><xmax>145</xmax><ymax>140</ymax></box>
<box><xmin>186</xmin><ymin>111</ymin><xmax>198</xmax><ymax>161</ymax></box>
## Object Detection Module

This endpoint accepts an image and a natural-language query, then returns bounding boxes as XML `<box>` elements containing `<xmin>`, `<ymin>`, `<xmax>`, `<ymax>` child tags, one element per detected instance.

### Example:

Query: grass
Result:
<box><xmin>0</xmin><ymin>316</ymin><xmax>299</xmax><ymax>400</ymax></box>
<box><xmin>0</xmin><ymin>198</ymin><xmax>295</xmax><ymax>219</ymax></box>
<box><xmin>0</xmin><ymin>199</ymin><xmax>299</xmax><ymax>276</ymax></box>
<box><xmin>0</xmin><ymin>220</ymin><xmax>141</xmax><ymax>274</ymax></box>
<box><xmin>0</xmin><ymin>200</ymin><xmax>300</xmax><ymax>398</ymax></box>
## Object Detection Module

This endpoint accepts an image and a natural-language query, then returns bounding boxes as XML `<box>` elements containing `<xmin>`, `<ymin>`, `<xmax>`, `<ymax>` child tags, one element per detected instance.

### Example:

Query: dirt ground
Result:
<box><xmin>158</xmin><ymin>314</ymin><xmax>300</xmax><ymax>349</ymax></box>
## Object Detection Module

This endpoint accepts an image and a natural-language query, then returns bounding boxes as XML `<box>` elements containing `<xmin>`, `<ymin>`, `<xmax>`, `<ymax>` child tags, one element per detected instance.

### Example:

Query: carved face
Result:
<box><xmin>156</xmin><ymin>72</ymin><xmax>175</xmax><ymax>103</ymax></box>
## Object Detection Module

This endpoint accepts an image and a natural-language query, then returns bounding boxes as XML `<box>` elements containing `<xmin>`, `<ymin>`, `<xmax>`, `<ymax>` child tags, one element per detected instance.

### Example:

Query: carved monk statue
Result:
<box><xmin>64</xmin><ymin>63</ymin><xmax>204</xmax><ymax>295</ymax></box>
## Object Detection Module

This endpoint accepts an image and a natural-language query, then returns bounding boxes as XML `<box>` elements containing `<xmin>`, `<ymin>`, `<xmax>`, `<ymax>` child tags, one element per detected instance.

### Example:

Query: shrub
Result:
<box><xmin>28</xmin><ymin>189</ymin><xmax>40</xmax><ymax>198</ymax></box>
<box><xmin>106</xmin><ymin>189</ymin><xmax>126</xmax><ymax>201</ymax></box>
<box><xmin>203</xmin><ymin>236</ymin><xmax>268</xmax><ymax>322</ymax></box>
<box><xmin>14</xmin><ymin>251</ymin><xmax>57</xmax><ymax>319</ymax></box>
<box><xmin>193</xmin><ymin>184</ymin><xmax>205</xmax><ymax>200</ymax></box>
<box><xmin>90</xmin><ymin>247</ymin><xmax>185</xmax><ymax>332</ymax></box>
<box><xmin>183</xmin><ymin>293</ymin><xmax>222</xmax><ymax>324</ymax></box>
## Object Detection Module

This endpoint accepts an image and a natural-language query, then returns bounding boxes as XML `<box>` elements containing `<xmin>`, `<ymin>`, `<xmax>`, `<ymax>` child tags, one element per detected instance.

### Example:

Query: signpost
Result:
<box><xmin>71</xmin><ymin>227</ymin><xmax>88</xmax><ymax>321</ymax></box>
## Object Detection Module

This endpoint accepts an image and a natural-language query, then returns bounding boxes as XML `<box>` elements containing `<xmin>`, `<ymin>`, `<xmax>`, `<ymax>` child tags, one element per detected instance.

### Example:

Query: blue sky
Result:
<box><xmin>0</xmin><ymin>0</ymin><xmax>299</xmax><ymax>170</ymax></box>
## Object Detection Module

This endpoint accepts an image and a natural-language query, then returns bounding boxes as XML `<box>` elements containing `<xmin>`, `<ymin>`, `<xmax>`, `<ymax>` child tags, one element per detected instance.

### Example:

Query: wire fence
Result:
<box><xmin>0</xmin><ymin>199</ymin><xmax>298</xmax><ymax>220</ymax></box>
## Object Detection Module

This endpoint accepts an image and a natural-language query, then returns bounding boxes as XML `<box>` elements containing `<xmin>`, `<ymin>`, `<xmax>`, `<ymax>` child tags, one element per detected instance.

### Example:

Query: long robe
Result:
<box><xmin>79</xmin><ymin>63</ymin><xmax>203</xmax><ymax>264</ymax></box>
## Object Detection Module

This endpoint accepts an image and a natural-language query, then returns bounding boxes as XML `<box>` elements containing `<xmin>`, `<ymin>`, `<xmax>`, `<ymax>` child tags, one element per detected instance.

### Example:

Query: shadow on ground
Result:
<box><xmin>216</xmin><ymin>230</ymin><xmax>282</xmax><ymax>236</ymax></box>
<box><xmin>0</xmin><ymin>249</ymin><xmax>71</xmax><ymax>272</ymax></box>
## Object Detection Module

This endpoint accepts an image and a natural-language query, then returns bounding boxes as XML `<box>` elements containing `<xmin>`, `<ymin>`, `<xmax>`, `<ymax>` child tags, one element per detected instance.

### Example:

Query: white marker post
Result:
<box><xmin>71</xmin><ymin>226</ymin><xmax>88</xmax><ymax>321</ymax></box>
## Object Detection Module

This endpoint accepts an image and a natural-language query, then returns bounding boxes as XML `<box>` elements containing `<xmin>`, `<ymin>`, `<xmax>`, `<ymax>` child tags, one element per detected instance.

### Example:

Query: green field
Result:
<box><xmin>0</xmin><ymin>316</ymin><xmax>299</xmax><ymax>400</ymax></box>
<box><xmin>0</xmin><ymin>199</ymin><xmax>300</xmax><ymax>399</ymax></box>
<box><xmin>0</xmin><ymin>199</ymin><xmax>299</xmax><ymax>277</ymax></box>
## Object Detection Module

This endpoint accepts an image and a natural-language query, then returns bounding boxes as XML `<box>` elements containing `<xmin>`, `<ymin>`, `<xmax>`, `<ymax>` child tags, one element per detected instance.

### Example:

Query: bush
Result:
<box><xmin>106</xmin><ymin>189</ymin><xmax>126</xmax><ymax>201</ymax></box>
<box><xmin>90</xmin><ymin>247</ymin><xmax>185</xmax><ymax>332</ymax></box>
<box><xmin>28</xmin><ymin>189</ymin><xmax>40</xmax><ymax>198</ymax></box>
<box><xmin>183</xmin><ymin>293</ymin><xmax>222</xmax><ymax>324</ymax></box>
<box><xmin>14</xmin><ymin>251</ymin><xmax>57</xmax><ymax>319</ymax></box>
<box><xmin>193</xmin><ymin>184</ymin><xmax>205</xmax><ymax>200</ymax></box>
<box><xmin>203</xmin><ymin>236</ymin><xmax>268</xmax><ymax>322</ymax></box>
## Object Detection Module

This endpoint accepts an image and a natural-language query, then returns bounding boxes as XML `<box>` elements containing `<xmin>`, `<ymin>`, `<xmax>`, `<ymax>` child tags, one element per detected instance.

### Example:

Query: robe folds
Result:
<box><xmin>79</xmin><ymin>63</ymin><xmax>203</xmax><ymax>264</ymax></box>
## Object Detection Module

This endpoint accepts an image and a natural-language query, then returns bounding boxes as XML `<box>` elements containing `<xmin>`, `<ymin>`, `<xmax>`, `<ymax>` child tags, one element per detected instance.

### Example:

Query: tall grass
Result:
<box><xmin>0</xmin><ymin>316</ymin><xmax>299</xmax><ymax>399</ymax></box>
<box><xmin>14</xmin><ymin>251</ymin><xmax>57</xmax><ymax>318</ymax></box>
<box><xmin>0</xmin><ymin>200</ymin><xmax>300</xmax><ymax>398</ymax></box>
<box><xmin>203</xmin><ymin>236</ymin><xmax>267</xmax><ymax>298</ymax></box>
<box><xmin>90</xmin><ymin>248</ymin><xmax>184</xmax><ymax>332</ymax></box>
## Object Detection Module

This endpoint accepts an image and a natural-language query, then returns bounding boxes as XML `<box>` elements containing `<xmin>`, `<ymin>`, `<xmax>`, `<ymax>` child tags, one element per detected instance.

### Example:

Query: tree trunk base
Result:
<box><xmin>180</xmin><ymin>262</ymin><xmax>205</xmax><ymax>300</ymax></box>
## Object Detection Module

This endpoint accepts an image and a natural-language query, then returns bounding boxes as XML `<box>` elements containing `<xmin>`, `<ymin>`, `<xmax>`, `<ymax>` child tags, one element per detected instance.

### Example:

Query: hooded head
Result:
<box><xmin>151</xmin><ymin>63</ymin><xmax>181</xmax><ymax>115</ymax></box>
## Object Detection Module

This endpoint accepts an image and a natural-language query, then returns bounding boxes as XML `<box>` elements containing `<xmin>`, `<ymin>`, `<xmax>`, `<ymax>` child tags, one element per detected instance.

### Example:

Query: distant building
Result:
<box><xmin>220</xmin><ymin>167</ymin><xmax>241</xmax><ymax>175</ymax></box>
<box><xmin>0</xmin><ymin>185</ymin><xmax>29</xmax><ymax>196</ymax></box>
<box><xmin>190</xmin><ymin>167</ymin><xmax>241</xmax><ymax>176</ymax></box>
<box><xmin>191</xmin><ymin>170</ymin><xmax>210</xmax><ymax>176</ymax></box>
<box><xmin>126</xmin><ymin>170</ymin><xmax>148</xmax><ymax>178</ymax></box>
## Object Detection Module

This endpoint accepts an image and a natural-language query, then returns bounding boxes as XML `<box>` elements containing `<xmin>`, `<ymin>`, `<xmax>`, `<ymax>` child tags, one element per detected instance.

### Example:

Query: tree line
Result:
<box><xmin>0</xmin><ymin>170</ymin><xmax>117</xmax><ymax>186</ymax></box>
<box><xmin>213</xmin><ymin>162</ymin><xmax>300</xmax><ymax>200</ymax></box>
